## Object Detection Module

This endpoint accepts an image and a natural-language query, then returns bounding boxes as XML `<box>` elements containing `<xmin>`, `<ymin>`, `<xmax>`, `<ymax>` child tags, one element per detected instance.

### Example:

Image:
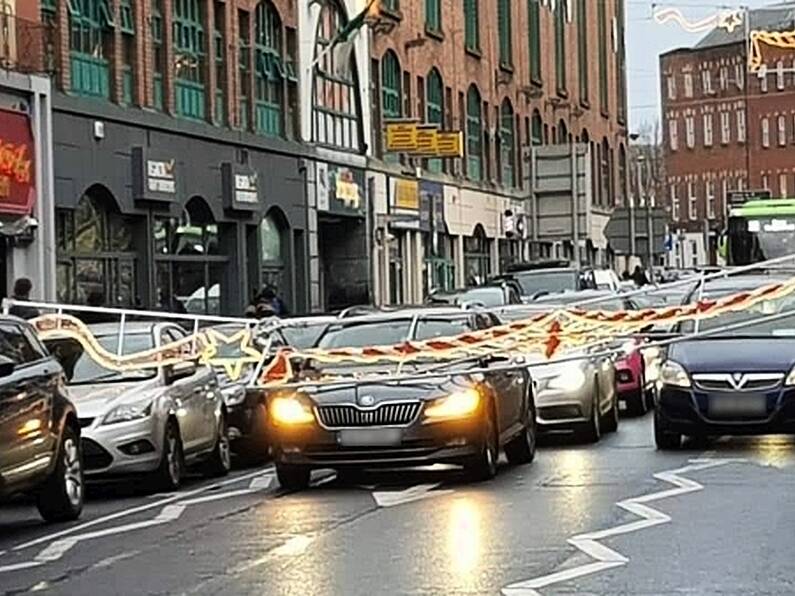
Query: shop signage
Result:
<box><xmin>132</xmin><ymin>147</ymin><xmax>178</xmax><ymax>202</ymax></box>
<box><xmin>0</xmin><ymin>108</ymin><xmax>36</xmax><ymax>216</ymax></box>
<box><xmin>395</xmin><ymin>179</ymin><xmax>419</xmax><ymax>210</ymax></box>
<box><xmin>147</xmin><ymin>160</ymin><xmax>176</xmax><ymax>194</ymax></box>
<box><xmin>221</xmin><ymin>163</ymin><xmax>259</xmax><ymax>211</ymax></box>
<box><xmin>323</xmin><ymin>164</ymin><xmax>364</xmax><ymax>216</ymax></box>
<box><xmin>384</xmin><ymin>121</ymin><xmax>464</xmax><ymax>158</ymax></box>
<box><xmin>385</xmin><ymin>121</ymin><xmax>418</xmax><ymax>152</ymax></box>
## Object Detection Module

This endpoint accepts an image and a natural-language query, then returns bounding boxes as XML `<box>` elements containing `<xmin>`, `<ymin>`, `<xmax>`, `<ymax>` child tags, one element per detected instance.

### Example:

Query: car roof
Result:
<box><xmin>0</xmin><ymin>314</ymin><xmax>30</xmax><ymax>326</ymax></box>
<box><xmin>532</xmin><ymin>289</ymin><xmax>617</xmax><ymax>304</ymax></box>
<box><xmin>87</xmin><ymin>322</ymin><xmax>159</xmax><ymax>336</ymax></box>
<box><xmin>325</xmin><ymin>307</ymin><xmax>478</xmax><ymax>325</ymax></box>
<box><xmin>697</xmin><ymin>273</ymin><xmax>791</xmax><ymax>297</ymax></box>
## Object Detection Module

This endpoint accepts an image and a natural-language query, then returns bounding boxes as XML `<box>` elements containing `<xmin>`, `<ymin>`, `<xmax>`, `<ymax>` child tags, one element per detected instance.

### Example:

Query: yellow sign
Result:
<box><xmin>395</xmin><ymin>179</ymin><xmax>419</xmax><ymax>210</ymax></box>
<box><xmin>415</xmin><ymin>126</ymin><xmax>439</xmax><ymax>155</ymax></box>
<box><xmin>436</xmin><ymin>131</ymin><xmax>464</xmax><ymax>157</ymax></box>
<box><xmin>385</xmin><ymin>122</ymin><xmax>418</xmax><ymax>152</ymax></box>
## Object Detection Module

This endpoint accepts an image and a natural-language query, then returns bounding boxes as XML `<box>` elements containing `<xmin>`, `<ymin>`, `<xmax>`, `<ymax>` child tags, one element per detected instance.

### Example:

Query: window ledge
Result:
<box><xmin>465</xmin><ymin>46</ymin><xmax>482</xmax><ymax>59</ymax></box>
<box><xmin>556</xmin><ymin>87</ymin><xmax>568</xmax><ymax>99</ymax></box>
<box><xmin>380</xmin><ymin>7</ymin><xmax>403</xmax><ymax>22</ymax></box>
<box><xmin>499</xmin><ymin>62</ymin><xmax>514</xmax><ymax>74</ymax></box>
<box><xmin>531</xmin><ymin>77</ymin><xmax>543</xmax><ymax>88</ymax></box>
<box><xmin>425</xmin><ymin>26</ymin><xmax>444</xmax><ymax>41</ymax></box>
<box><xmin>580</xmin><ymin>98</ymin><xmax>591</xmax><ymax>110</ymax></box>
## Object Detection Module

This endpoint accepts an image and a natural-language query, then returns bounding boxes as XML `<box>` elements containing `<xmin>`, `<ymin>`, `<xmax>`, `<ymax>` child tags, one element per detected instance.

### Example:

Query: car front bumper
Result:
<box><xmin>81</xmin><ymin>416</ymin><xmax>164</xmax><ymax>477</ymax></box>
<box><xmin>534</xmin><ymin>384</ymin><xmax>593</xmax><ymax>428</ymax></box>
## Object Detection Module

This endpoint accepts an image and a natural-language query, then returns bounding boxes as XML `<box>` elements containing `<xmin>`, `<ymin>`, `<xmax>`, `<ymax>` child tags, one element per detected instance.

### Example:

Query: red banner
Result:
<box><xmin>0</xmin><ymin>108</ymin><xmax>36</xmax><ymax>216</ymax></box>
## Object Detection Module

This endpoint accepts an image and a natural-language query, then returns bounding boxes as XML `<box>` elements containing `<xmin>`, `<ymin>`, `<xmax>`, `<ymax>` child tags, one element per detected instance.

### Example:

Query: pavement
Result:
<box><xmin>2</xmin><ymin>413</ymin><xmax>795</xmax><ymax>595</ymax></box>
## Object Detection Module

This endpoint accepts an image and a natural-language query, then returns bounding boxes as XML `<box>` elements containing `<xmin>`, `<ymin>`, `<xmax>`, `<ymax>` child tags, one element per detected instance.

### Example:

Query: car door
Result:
<box><xmin>0</xmin><ymin>321</ymin><xmax>56</xmax><ymax>486</ymax></box>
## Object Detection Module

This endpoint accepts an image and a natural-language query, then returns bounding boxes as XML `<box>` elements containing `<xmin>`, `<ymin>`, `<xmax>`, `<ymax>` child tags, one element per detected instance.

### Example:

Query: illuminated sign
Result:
<box><xmin>0</xmin><ymin>108</ymin><xmax>35</xmax><ymax>216</ymax></box>
<box><xmin>384</xmin><ymin>121</ymin><xmax>463</xmax><ymax>158</ymax></box>
<box><xmin>395</xmin><ymin>179</ymin><xmax>419</xmax><ymax>210</ymax></box>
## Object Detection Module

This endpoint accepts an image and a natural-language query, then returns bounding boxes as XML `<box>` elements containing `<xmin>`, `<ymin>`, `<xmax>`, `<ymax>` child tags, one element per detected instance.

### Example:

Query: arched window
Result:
<box><xmin>255</xmin><ymin>1</ymin><xmax>284</xmax><ymax>136</ymax></box>
<box><xmin>531</xmin><ymin>110</ymin><xmax>543</xmax><ymax>146</ymax></box>
<box><xmin>260</xmin><ymin>209</ymin><xmax>291</xmax><ymax>309</ymax></box>
<box><xmin>312</xmin><ymin>1</ymin><xmax>362</xmax><ymax>152</ymax></box>
<box><xmin>69</xmin><ymin>0</ymin><xmax>112</xmax><ymax>99</ymax></box>
<box><xmin>464</xmin><ymin>224</ymin><xmax>490</xmax><ymax>284</ymax></box>
<box><xmin>381</xmin><ymin>50</ymin><xmax>402</xmax><ymax>119</ymax></box>
<box><xmin>618</xmin><ymin>144</ymin><xmax>627</xmax><ymax>206</ymax></box>
<box><xmin>500</xmin><ymin>99</ymin><xmax>515</xmax><ymax>187</ymax></box>
<box><xmin>173</xmin><ymin>0</ymin><xmax>206</xmax><ymax>120</ymax></box>
<box><xmin>601</xmin><ymin>138</ymin><xmax>611</xmax><ymax>206</ymax></box>
<box><xmin>467</xmin><ymin>85</ymin><xmax>482</xmax><ymax>181</ymax></box>
<box><xmin>426</xmin><ymin>68</ymin><xmax>444</xmax><ymax>173</ymax></box>
<box><xmin>557</xmin><ymin>119</ymin><xmax>568</xmax><ymax>144</ymax></box>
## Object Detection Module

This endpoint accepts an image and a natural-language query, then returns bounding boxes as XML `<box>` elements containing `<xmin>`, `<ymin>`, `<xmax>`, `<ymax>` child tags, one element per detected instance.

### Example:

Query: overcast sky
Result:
<box><xmin>627</xmin><ymin>0</ymin><xmax>772</xmax><ymax>133</ymax></box>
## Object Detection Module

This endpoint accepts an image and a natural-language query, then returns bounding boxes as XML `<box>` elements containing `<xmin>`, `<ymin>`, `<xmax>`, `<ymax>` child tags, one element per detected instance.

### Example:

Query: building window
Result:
<box><xmin>425</xmin><ymin>0</ymin><xmax>441</xmax><ymax>33</ymax></box>
<box><xmin>701</xmin><ymin>69</ymin><xmax>712</xmax><ymax>94</ymax></box>
<box><xmin>312</xmin><ymin>0</ymin><xmax>363</xmax><ymax>152</ymax></box>
<box><xmin>68</xmin><ymin>0</ymin><xmax>113</xmax><ymax>99</ymax></box>
<box><xmin>720</xmin><ymin>111</ymin><xmax>730</xmax><ymax>144</ymax></box>
<box><xmin>669</xmin><ymin>118</ymin><xmax>678</xmax><ymax>151</ymax></box>
<box><xmin>762</xmin><ymin>117</ymin><xmax>770</xmax><ymax>148</ymax></box>
<box><xmin>174</xmin><ymin>0</ymin><xmax>206</xmax><ymax>121</ymax></box>
<box><xmin>254</xmin><ymin>1</ymin><xmax>284</xmax><ymax>137</ymax></box>
<box><xmin>466</xmin><ymin>85</ymin><xmax>482</xmax><ymax>181</ymax></box>
<box><xmin>500</xmin><ymin>99</ymin><xmax>515</xmax><ymax>187</ymax></box>
<box><xmin>685</xmin><ymin>115</ymin><xmax>694</xmax><ymax>148</ymax></box>
<box><xmin>762</xmin><ymin>174</ymin><xmax>769</xmax><ymax>190</ymax></box>
<box><xmin>719</xmin><ymin>66</ymin><xmax>728</xmax><ymax>90</ymax></box>
<box><xmin>498</xmin><ymin>0</ymin><xmax>512</xmax><ymax>66</ymax></box>
<box><xmin>780</xmin><ymin>173</ymin><xmax>789</xmax><ymax>197</ymax></box>
<box><xmin>706</xmin><ymin>180</ymin><xmax>715</xmax><ymax>219</ymax></box>
<box><xmin>464</xmin><ymin>226</ymin><xmax>490</xmax><ymax>284</ymax></box>
<box><xmin>531</xmin><ymin>109</ymin><xmax>543</xmax><ymax>146</ymax></box>
<box><xmin>735</xmin><ymin>63</ymin><xmax>744</xmax><ymax>89</ymax></box>
<box><xmin>684</xmin><ymin>72</ymin><xmax>693</xmax><ymax>97</ymax></box>
<box><xmin>687</xmin><ymin>180</ymin><xmax>697</xmax><ymax>220</ymax></box>
<box><xmin>151</xmin><ymin>0</ymin><xmax>165</xmax><ymax>110</ymax></box>
<box><xmin>666</xmin><ymin>75</ymin><xmax>675</xmax><ymax>100</ymax></box>
<box><xmin>464</xmin><ymin>0</ymin><xmax>479</xmax><ymax>52</ymax></box>
<box><xmin>382</xmin><ymin>0</ymin><xmax>399</xmax><ymax>11</ymax></box>
<box><xmin>426</xmin><ymin>68</ymin><xmax>444</xmax><ymax>173</ymax></box>
<box><xmin>618</xmin><ymin>144</ymin><xmax>627</xmax><ymax>206</ymax></box>
<box><xmin>597</xmin><ymin>0</ymin><xmax>607</xmax><ymax>111</ymax></box>
<box><xmin>761</xmin><ymin>71</ymin><xmax>768</xmax><ymax>93</ymax></box>
<box><xmin>213</xmin><ymin>2</ymin><xmax>226</xmax><ymax>125</ymax></box>
<box><xmin>528</xmin><ymin>0</ymin><xmax>541</xmax><ymax>83</ymax></box>
<box><xmin>238</xmin><ymin>10</ymin><xmax>251</xmax><ymax>130</ymax></box>
<box><xmin>381</xmin><ymin>51</ymin><xmax>402</xmax><ymax>120</ymax></box>
<box><xmin>554</xmin><ymin>2</ymin><xmax>567</xmax><ymax>94</ymax></box>
<box><xmin>670</xmin><ymin>183</ymin><xmax>679</xmax><ymax>221</ymax></box>
<box><xmin>777</xmin><ymin>60</ymin><xmax>785</xmax><ymax>90</ymax></box>
<box><xmin>574</xmin><ymin>0</ymin><xmax>588</xmax><ymax>104</ymax></box>
<box><xmin>736</xmin><ymin>109</ymin><xmax>745</xmax><ymax>143</ymax></box>
<box><xmin>778</xmin><ymin>114</ymin><xmax>787</xmax><ymax>146</ymax></box>
<box><xmin>703</xmin><ymin>113</ymin><xmax>713</xmax><ymax>146</ymax></box>
<box><xmin>41</xmin><ymin>0</ymin><xmax>57</xmax><ymax>24</ymax></box>
<box><xmin>119</xmin><ymin>0</ymin><xmax>135</xmax><ymax>105</ymax></box>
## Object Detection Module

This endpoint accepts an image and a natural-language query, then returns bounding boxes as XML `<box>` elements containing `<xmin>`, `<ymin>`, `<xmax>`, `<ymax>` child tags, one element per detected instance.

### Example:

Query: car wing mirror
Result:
<box><xmin>166</xmin><ymin>360</ymin><xmax>197</xmax><ymax>384</ymax></box>
<box><xmin>0</xmin><ymin>356</ymin><xmax>14</xmax><ymax>378</ymax></box>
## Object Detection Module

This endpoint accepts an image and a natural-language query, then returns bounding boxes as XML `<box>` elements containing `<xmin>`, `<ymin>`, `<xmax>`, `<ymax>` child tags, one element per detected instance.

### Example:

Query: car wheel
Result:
<box><xmin>602</xmin><ymin>394</ymin><xmax>620</xmax><ymax>433</ymax></box>
<box><xmin>37</xmin><ymin>425</ymin><xmax>84</xmax><ymax>523</ymax></box>
<box><xmin>654</xmin><ymin>409</ymin><xmax>681</xmax><ymax>450</ymax></box>
<box><xmin>238</xmin><ymin>403</ymin><xmax>270</xmax><ymax>465</ymax></box>
<box><xmin>152</xmin><ymin>420</ymin><xmax>184</xmax><ymax>491</ymax></box>
<box><xmin>578</xmin><ymin>382</ymin><xmax>602</xmax><ymax>443</ymax></box>
<box><xmin>465</xmin><ymin>404</ymin><xmax>499</xmax><ymax>481</ymax></box>
<box><xmin>504</xmin><ymin>411</ymin><xmax>536</xmax><ymax>465</ymax></box>
<box><xmin>205</xmin><ymin>415</ymin><xmax>232</xmax><ymax>478</ymax></box>
<box><xmin>276</xmin><ymin>464</ymin><xmax>311</xmax><ymax>491</ymax></box>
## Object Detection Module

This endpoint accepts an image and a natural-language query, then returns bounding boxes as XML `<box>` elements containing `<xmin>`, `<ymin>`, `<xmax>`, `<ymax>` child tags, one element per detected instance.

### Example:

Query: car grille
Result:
<box><xmin>692</xmin><ymin>373</ymin><xmax>783</xmax><ymax>392</ymax></box>
<box><xmin>316</xmin><ymin>402</ymin><xmax>422</xmax><ymax>429</ymax></box>
<box><xmin>81</xmin><ymin>438</ymin><xmax>113</xmax><ymax>470</ymax></box>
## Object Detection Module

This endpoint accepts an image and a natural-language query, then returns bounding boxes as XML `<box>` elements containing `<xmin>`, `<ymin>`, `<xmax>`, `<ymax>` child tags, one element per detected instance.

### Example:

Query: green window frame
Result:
<box><xmin>238</xmin><ymin>9</ymin><xmax>250</xmax><ymax>131</ymax></box>
<box><xmin>528</xmin><ymin>0</ymin><xmax>541</xmax><ymax>83</ymax></box>
<box><xmin>464</xmin><ymin>0</ymin><xmax>479</xmax><ymax>52</ymax></box>
<box><xmin>41</xmin><ymin>0</ymin><xmax>57</xmax><ymax>22</ymax></box>
<box><xmin>498</xmin><ymin>0</ymin><xmax>511</xmax><ymax>67</ymax></box>
<box><xmin>500</xmin><ymin>99</ymin><xmax>515</xmax><ymax>187</ymax></box>
<box><xmin>554</xmin><ymin>2</ymin><xmax>566</xmax><ymax>93</ymax></box>
<box><xmin>598</xmin><ymin>0</ymin><xmax>608</xmax><ymax>112</ymax></box>
<box><xmin>466</xmin><ymin>85</ymin><xmax>482</xmax><ymax>182</ymax></box>
<box><xmin>577</xmin><ymin>0</ymin><xmax>588</xmax><ymax>104</ymax></box>
<box><xmin>254</xmin><ymin>1</ymin><xmax>284</xmax><ymax>137</ymax></box>
<box><xmin>173</xmin><ymin>0</ymin><xmax>206</xmax><ymax>121</ymax></box>
<box><xmin>213</xmin><ymin>2</ymin><xmax>226</xmax><ymax>126</ymax></box>
<box><xmin>381</xmin><ymin>51</ymin><xmax>401</xmax><ymax>119</ymax></box>
<box><xmin>426</xmin><ymin>68</ymin><xmax>443</xmax><ymax>173</ymax></box>
<box><xmin>68</xmin><ymin>0</ymin><xmax>112</xmax><ymax>99</ymax></box>
<box><xmin>120</xmin><ymin>0</ymin><xmax>135</xmax><ymax>105</ymax></box>
<box><xmin>425</xmin><ymin>0</ymin><xmax>441</xmax><ymax>33</ymax></box>
<box><xmin>152</xmin><ymin>0</ymin><xmax>164</xmax><ymax>110</ymax></box>
<box><xmin>382</xmin><ymin>0</ymin><xmax>399</xmax><ymax>11</ymax></box>
<box><xmin>531</xmin><ymin>110</ymin><xmax>543</xmax><ymax>146</ymax></box>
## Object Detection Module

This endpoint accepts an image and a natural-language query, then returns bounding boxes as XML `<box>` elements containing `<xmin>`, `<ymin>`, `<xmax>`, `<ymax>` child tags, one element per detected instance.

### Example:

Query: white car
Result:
<box><xmin>47</xmin><ymin>322</ymin><xmax>230</xmax><ymax>490</ymax></box>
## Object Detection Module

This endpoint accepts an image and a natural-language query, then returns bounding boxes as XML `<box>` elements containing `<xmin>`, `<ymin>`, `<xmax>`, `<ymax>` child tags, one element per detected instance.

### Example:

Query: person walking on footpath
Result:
<box><xmin>8</xmin><ymin>278</ymin><xmax>39</xmax><ymax>320</ymax></box>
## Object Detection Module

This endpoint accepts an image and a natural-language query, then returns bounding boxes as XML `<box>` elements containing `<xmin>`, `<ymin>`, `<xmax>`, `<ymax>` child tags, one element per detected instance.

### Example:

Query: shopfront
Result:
<box><xmin>421</xmin><ymin>181</ymin><xmax>453</xmax><ymax>295</ymax></box>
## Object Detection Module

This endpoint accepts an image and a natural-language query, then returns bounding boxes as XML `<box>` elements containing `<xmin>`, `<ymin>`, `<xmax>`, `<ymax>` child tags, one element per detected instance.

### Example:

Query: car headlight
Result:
<box><xmin>546</xmin><ymin>368</ymin><xmax>587</xmax><ymax>392</ymax></box>
<box><xmin>785</xmin><ymin>366</ymin><xmax>795</xmax><ymax>386</ymax></box>
<box><xmin>222</xmin><ymin>384</ymin><xmax>247</xmax><ymax>406</ymax></box>
<box><xmin>270</xmin><ymin>395</ymin><xmax>315</xmax><ymax>425</ymax></box>
<box><xmin>103</xmin><ymin>400</ymin><xmax>153</xmax><ymax>425</ymax></box>
<box><xmin>659</xmin><ymin>360</ymin><xmax>691</xmax><ymax>388</ymax></box>
<box><xmin>424</xmin><ymin>387</ymin><xmax>481</xmax><ymax>420</ymax></box>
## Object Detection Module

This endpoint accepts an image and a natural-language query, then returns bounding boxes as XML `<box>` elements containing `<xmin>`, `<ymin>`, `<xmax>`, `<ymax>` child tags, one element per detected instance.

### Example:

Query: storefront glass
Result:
<box><xmin>260</xmin><ymin>212</ymin><xmax>287</xmax><ymax>302</ymax></box>
<box><xmin>464</xmin><ymin>226</ymin><xmax>490</xmax><ymax>286</ymax></box>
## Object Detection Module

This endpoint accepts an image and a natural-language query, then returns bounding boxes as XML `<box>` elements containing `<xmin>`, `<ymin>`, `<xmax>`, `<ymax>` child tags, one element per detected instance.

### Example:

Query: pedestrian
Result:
<box><xmin>632</xmin><ymin>265</ymin><xmax>650</xmax><ymax>287</ymax></box>
<box><xmin>8</xmin><ymin>278</ymin><xmax>39</xmax><ymax>320</ymax></box>
<box><xmin>621</xmin><ymin>270</ymin><xmax>631</xmax><ymax>281</ymax></box>
<box><xmin>258</xmin><ymin>287</ymin><xmax>288</xmax><ymax>317</ymax></box>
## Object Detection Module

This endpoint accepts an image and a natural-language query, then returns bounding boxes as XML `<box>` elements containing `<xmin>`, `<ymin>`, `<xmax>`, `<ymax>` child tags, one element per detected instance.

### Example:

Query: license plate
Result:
<box><xmin>338</xmin><ymin>429</ymin><xmax>402</xmax><ymax>447</ymax></box>
<box><xmin>708</xmin><ymin>395</ymin><xmax>767</xmax><ymax>418</ymax></box>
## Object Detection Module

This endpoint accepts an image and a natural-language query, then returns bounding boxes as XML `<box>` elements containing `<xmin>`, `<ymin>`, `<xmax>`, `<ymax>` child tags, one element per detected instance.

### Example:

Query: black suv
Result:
<box><xmin>0</xmin><ymin>316</ymin><xmax>84</xmax><ymax>522</ymax></box>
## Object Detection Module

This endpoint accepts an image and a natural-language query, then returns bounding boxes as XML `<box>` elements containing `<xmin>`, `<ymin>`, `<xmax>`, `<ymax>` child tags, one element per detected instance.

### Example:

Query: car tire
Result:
<box><xmin>36</xmin><ymin>425</ymin><xmax>84</xmax><ymax>523</ymax></box>
<box><xmin>578</xmin><ymin>383</ymin><xmax>602</xmax><ymax>443</ymax></box>
<box><xmin>504</xmin><ymin>417</ymin><xmax>536</xmax><ymax>465</ymax></box>
<box><xmin>152</xmin><ymin>420</ymin><xmax>184</xmax><ymax>491</ymax></box>
<box><xmin>602</xmin><ymin>394</ymin><xmax>620</xmax><ymax>433</ymax></box>
<box><xmin>276</xmin><ymin>464</ymin><xmax>311</xmax><ymax>491</ymax></box>
<box><xmin>205</xmin><ymin>415</ymin><xmax>232</xmax><ymax>478</ymax></box>
<box><xmin>654</xmin><ymin>410</ymin><xmax>681</xmax><ymax>450</ymax></box>
<box><xmin>465</xmin><ymin>404</ymin><xmax>499</xmax><ymax>481</ymax></box>
<box><xmin>238</xmin><ymin>403</ymin><xmax>270</xmax><ymax>465</ymax></box>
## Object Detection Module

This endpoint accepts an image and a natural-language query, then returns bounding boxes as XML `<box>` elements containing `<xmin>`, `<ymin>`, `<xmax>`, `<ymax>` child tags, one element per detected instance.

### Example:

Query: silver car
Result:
<box><xmin>47</xmin><ymin>322</ymin><xmax>230</xmax><ymax>490</ymax></box>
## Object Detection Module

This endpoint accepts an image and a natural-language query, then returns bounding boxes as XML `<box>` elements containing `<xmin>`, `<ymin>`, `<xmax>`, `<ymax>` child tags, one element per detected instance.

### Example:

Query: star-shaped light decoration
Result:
<box><xmin>199</xmin><ymin>328</ymin><xmax>263</xmax><ymax>381</ymax></box>
<box><xmin>718</xmin><ymin>10</ymin><xmax>743</xmax><ymax>34</ymax></box>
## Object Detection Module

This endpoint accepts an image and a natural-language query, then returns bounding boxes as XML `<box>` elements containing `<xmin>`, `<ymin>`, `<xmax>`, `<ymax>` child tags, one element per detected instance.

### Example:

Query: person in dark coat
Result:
<box><xmin>632</xmin><ymin>265</ymin><xmax>650</xmax><ymax>287</ymax></box>
<box><xmin>8</xmin><ymin>278</ymin><xmax>39</xmax><ymax>320</ymax></box>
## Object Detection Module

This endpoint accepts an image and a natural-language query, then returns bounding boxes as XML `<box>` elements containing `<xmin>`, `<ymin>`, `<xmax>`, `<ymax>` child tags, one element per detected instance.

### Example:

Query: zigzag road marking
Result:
<box><xmin>0</xmin><ymin>472</ymin><xmax>274</xmax><ymax>575</ymax></box>
<box><xmin>502</xmin><ymin>458</ymin><xmax>745</xmax><ymax>595</ymax></box>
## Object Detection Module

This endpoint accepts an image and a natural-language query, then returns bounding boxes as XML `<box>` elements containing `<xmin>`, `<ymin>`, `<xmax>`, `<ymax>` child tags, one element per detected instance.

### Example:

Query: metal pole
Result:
<box><xmin>571</xmin><ymin>141</ymin><xmax>580</xmax><ymax>267</ymax></box>
<box><xmin>646</xmin><ymin>191</ymin><xmax>654</xmax><ymax>270</ymax></box>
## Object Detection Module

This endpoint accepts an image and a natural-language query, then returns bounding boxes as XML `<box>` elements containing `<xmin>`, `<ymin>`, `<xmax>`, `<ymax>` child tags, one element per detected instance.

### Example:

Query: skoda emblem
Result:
<box><xmin>359</xmin><ymin>395</ymin><xmax>375</xmax><ymax>407</ymax></box>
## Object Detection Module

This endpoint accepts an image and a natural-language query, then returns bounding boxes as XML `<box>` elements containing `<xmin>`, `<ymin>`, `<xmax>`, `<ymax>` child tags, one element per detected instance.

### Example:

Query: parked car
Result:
<box><xmin>46</xmin><ymin>322</ymin><xmax>230</xmax><ymax>490</ymax></box>
<box><xmin>267</xmin><ymin>309</ymin><xmax>536</xmax><ymax>489</ymax></box>
<box><xmin>0</xmin><ymin>316</ymin><xmax>84</xmax><ymax>522</ymax></box>
<box><xmin>426</xmin><ymin>282</ymin><xmax>522</xmax><ymax>307</ymax></box>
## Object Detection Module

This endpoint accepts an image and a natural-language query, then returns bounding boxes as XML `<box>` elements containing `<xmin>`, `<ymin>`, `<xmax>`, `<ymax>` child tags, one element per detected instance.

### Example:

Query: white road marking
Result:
<box><xmin>501</xmin><ymin>458</ymin><xmax>739</xmax><ymax>595</ymax></box>
<box><xmin>372</xmin><ymin>483</ymin><xmax>454</xmax><ymax>508</ymax></box>
<box><xmin>90</xmin><ymin>549</ymin><xmax>142</xmax><ymax>570</ymax></box>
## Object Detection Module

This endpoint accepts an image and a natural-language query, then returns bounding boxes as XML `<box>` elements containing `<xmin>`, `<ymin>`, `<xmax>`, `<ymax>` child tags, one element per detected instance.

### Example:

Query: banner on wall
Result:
<box><xmin>0</xmin><ymin>108</ymin><xmax>36</xmax><ymax>216</ymax></box>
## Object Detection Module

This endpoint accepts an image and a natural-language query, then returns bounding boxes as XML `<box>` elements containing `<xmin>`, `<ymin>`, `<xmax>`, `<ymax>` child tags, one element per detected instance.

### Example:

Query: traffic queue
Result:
<box><xmin>3</xmin><ymin>259</ymin><xmax>795</xmax><ymax>523</ymax></box>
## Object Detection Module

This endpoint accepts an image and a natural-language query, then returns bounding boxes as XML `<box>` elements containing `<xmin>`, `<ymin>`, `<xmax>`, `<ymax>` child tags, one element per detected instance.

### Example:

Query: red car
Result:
<box><xmin>615</xmin><ymin>338</ymin><xmax>653</xmax><ymax>415</ymax></box>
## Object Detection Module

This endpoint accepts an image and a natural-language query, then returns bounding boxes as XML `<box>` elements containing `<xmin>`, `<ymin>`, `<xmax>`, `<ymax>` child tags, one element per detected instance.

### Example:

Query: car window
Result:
<box><xmin>414</xmin><ymin>317</ymin><xmax>474</xmax><ymax>340</ymax></box>
<box><xmin>0</xmin><ymin>322</ymin><xmax>42</xmax><ymax>364</ymax></box>
<box><xmin>318</xmin><ymin>320</ymin><xmax>413</xmax><ymax>348</ymax></box>
<box><xmin>514</xmin><ymin>271</ymin><xmax>578</xmax><ymax>296</ymax></box>
<box><xmin>162</xmin><ymin>326</ymin><xmax>185</xmax><ymax>344</ymax></box>
<box><xmin>22</xmin><ymin>327</ymin><xmax>49</xmax><ymax>360</ymax></box>
<box><xmin>49</xmin><ymin>332</ymin><xmax>158</xmax><ymax>384</ymax></box>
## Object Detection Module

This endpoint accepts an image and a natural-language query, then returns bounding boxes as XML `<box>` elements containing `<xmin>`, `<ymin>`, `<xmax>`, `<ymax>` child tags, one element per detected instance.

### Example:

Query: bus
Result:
<box><xmin>724</xmin><ymin>198</ymin><xmax>795</xmax><ymax>265</ymax></box>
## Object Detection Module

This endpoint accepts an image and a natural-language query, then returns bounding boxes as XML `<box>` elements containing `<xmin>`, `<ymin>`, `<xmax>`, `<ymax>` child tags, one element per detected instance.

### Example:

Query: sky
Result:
<box><xmin>626</xmin><ymin>0</ymin><xmax>771</xmax><ymax>133</ymax></box>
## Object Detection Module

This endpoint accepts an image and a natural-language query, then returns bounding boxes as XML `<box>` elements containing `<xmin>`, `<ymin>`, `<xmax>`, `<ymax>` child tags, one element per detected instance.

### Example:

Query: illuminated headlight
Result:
<box><xmin>546</xmin><ymin>368</ymin><xmax>587</xmax><ymax>392</ymax></box>
<box><xmin>270</xmin><ymin>395</ymin><xmax>315</xmax><ymax>426</ymax></box>
<box><xmin>103</xmin><ymin>400</ymin><xmax>153</xmax><ymax>425</ymax></box>
<box><xmin>424</xmin><ymin>387</ymin><xmax>481</xmax><ymax>421</ymax></box>
<box><xmin>659</xmin><ymin>360</ymin><xmax>691</xmax><ymax>388</ymax></box>
<box><xmin>222</xmin><ymin>384</ymin><xmax>247</xmax><ymax>406</ymax></box>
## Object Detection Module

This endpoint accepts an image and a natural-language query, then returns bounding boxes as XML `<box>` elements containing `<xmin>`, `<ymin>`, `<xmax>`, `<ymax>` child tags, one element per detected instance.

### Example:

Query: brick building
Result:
<box><xmin>660</xmin><ymin>4</ymin><xmax>795</xmax><ymax>266</ymax></box>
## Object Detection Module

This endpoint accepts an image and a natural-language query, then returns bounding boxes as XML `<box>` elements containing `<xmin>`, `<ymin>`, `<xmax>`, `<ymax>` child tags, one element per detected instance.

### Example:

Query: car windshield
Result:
<box><xmin>282</xmin><ymin>324</ymin><xmax>330</xmax><ymax>349</ymax></box>
<box><xmin>317</xmin><ymin>320</ymin><xmax>413</xmax><ymax>348</ymax></box>
<box><xmin>49</xmin><ymin>332</ymin><xmax>158</xmax><ymax>384</ymax></box>
<box><xmin>414</xmin><ymin>318</ymin><xmax>473</xmax><ymax>340</ymax></box>
<box><xmin>680</xmin><ymin>290</ymin><xmax>795</xmax><ymax>336</ymax></box>
<box><xmin>514</xmin><ymin>271</ymin><xmax>578</xmax><ymax>296</ymax></box>
<box><xmin>452</xmin><ymin>287</ymin><xmax>505</xmax><ymax>306</ymax></box>
<box><xmin>536</xmin><ymin>295</ymin><xmax>626</xmax><ymax>311</ymax></box>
